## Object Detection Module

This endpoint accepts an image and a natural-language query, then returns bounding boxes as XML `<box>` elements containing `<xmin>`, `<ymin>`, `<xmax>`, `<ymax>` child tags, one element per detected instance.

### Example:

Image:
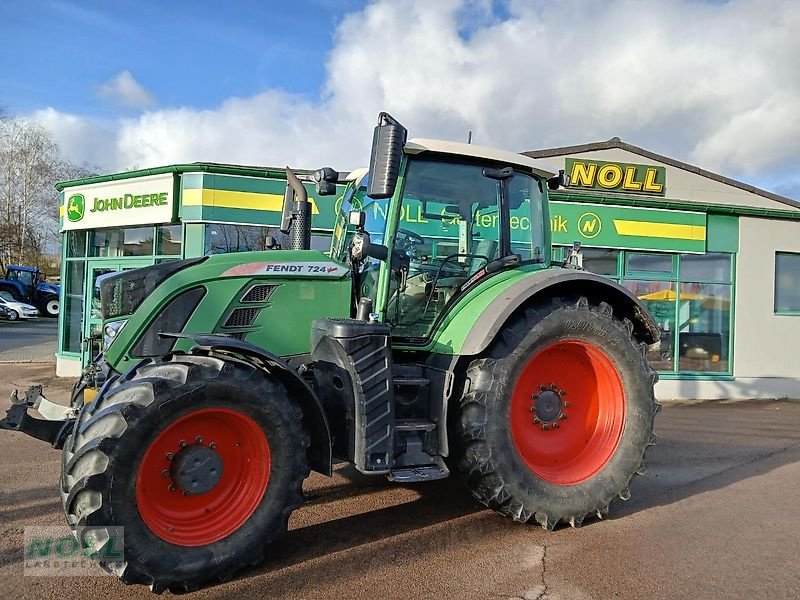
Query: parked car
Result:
<box><xmin>0</xmin><ymin>303</ymin><xmax>10</xmax><ymax>320</ymax></box>
<box><xmin>0</xmin><ymin>291</ymin><xmax>39</xmax><ymax>320</ymax></box>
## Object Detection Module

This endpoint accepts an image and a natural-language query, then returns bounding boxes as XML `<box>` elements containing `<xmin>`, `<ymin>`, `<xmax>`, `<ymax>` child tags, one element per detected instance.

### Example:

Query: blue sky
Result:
<box><xmin>1</xmin><ymin>0</ymin><xmax>798</xmax><ymax>200</ymax></box>
<box><xmin>0</xmin><ymin>0</ymin><xmax>365</xmax><ymax>116</ymax></box>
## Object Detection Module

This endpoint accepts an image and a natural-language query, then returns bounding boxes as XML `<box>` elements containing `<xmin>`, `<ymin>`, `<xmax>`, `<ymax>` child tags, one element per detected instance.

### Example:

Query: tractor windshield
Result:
<box><xmin>330</xmin><ymin>174</ymin><xmax>389</xmax><ymax>263</ymax></box>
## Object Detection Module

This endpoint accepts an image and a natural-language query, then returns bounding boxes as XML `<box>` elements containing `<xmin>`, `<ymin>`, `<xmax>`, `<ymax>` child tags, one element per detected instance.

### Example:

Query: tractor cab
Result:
<box><xmin>326</xmin><ymin>118</ymin><xmax>553</xmax><ymax>341</ymax></box>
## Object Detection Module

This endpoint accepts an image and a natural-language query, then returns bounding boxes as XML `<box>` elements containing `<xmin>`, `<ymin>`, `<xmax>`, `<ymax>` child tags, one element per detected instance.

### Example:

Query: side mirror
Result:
<box><xmin>548</xmin><ymin>169</ymin><xmax>568</xmax><ymax>191</ymax></box>
<box><xmin>367</xmin><ymin>112</ymin><xmax>407</xmax><ymax>199</ymax></box>
<box><xmin>314</xmin><ymin>167</ymin><xmax>339</xmax><ymax>196</ymax></box>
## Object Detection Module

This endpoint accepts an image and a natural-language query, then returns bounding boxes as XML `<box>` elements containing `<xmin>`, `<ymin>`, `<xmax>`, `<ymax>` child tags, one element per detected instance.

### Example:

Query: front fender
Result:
<box><xmin>163</xmin><ymin>333</ymin><xmax>333</xmax><ymax>475</ymax></box>
<box><xmin>461</xmin><ymin>268</ymin><xmax>660</xmax><ymax>356</ymax></box>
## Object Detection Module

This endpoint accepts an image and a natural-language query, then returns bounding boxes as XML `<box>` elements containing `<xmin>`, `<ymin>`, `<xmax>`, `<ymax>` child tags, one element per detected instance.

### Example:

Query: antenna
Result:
<box><xmin>467</xmin><ymin>131</ymin><xmax>472</xmax><ymax>144</ymax></box>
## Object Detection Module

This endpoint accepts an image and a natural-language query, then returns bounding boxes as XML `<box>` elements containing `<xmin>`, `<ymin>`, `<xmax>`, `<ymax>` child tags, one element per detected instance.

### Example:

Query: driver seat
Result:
<box><xmin>434</xmin><ymin>238</ymin><xmax>499</xmax><ymax>298</ymax></box>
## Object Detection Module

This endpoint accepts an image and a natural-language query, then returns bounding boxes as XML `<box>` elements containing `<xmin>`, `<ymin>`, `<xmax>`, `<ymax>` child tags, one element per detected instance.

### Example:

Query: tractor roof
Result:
<box><xmin>405</xmin><ymin>138</ymin><xmax>557</xmax><ymax>179</ymax></box>
<box><xmin>7</xmin><ymin>266</ymin><xmax>38</xmax><ymax>272</ymax></box>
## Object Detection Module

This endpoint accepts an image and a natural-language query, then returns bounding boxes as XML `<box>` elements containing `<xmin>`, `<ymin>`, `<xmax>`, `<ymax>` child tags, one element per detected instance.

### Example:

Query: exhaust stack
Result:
<box><xmin>280</xmin><ymin>167</ymin><xmax>311</xmax><ymax>250</ymax></box>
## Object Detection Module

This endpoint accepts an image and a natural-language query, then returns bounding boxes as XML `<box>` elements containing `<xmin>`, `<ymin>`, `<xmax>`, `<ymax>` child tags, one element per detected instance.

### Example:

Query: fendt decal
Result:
<box><xmin>222</xmin><ymin>262</ymin><xmax>350</xmax><ymax>278</ymax></box>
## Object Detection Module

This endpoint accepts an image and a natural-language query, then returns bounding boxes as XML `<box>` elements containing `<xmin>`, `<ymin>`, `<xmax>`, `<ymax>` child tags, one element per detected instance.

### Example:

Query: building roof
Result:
<box><xmin>56</xmin><ymin>162</ymin><xmax>317</xmax><ymax>191</ymax></box>
<box><xmin>407</xmin><ymin>138</ymin><xmax>557</xmax><ymax>179</ymax></box>
<box><xmin>523</xmin><ymin>137</ymin><xmax>800</xmax><ymax>211</ymax></box>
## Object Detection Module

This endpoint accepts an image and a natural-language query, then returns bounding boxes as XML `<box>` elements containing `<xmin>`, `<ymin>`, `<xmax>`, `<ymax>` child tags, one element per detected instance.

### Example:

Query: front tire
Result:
<box><xmin>60</xmin><ymin>353</ymin><xmax>310</xmax><ymax>592</ymax></box>
<box><xmin>7</xmin><ymin>309</ymin><xmax>19</xmax><ymax>321</ymax></box>
<box><xmin>455</xmin><ymin>297</ymin><xmax>659</xmax><ymax>529</ymax></box>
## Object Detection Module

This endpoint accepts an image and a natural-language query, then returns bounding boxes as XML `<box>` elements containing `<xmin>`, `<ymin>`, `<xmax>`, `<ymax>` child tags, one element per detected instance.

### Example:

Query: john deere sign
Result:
<box><xmin>62</xmin><ymin>173</ymin><xmax>175</xmax><ymax>231</ymax></box>
<box><xmin>566</xmin><ymin>158</ymin><xmax>667</xmax><ymax>196</ymax></box>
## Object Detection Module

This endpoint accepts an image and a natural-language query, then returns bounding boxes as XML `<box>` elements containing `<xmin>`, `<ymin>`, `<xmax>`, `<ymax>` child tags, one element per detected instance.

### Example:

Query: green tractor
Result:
<box><xmin>2</xmin><ymin>113</ymin><xmax>660</xmax><ymax>592</ymax></box>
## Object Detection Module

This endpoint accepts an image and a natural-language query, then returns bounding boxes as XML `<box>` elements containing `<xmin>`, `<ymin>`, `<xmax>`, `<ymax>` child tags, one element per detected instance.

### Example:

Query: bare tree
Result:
<box><xmin>0</xmin><ymin>116</ymin><xmax>94</xmax><ymax>272</ymax></box>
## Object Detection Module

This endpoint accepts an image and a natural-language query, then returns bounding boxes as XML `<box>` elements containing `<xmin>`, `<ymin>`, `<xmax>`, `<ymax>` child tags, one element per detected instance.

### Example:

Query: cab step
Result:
<box><xmin>393</xmin><ymin>376</ymin><xmax>430</xmax><ymax>388</ymax></box>
<box><xmin>388</xmin><ymin>457</ymin><xmax>449</xmax><ymax>483</ymax></box>
<box><xmin>394</xmin><ymin>418</ymin><xmax>437</xmax><ymax>432</ymax></box>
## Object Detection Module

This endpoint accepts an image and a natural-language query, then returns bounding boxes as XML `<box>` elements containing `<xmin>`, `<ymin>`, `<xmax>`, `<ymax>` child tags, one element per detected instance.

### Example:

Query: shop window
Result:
<box><xmin>680</xmin><ymin>253</ymin><xmax>732</xmax><ymax>283</ymax></box>
<box><xmin>157</xmin><ymin>225</ymin><xmax>182</xmax><ymax>256</ymax></box>
<box><xmin>582</xmin><ymin>248</ymin><xmax>620</xmax><ymax>277</ymax></box>
<box><xmin>91</xmin><ymin>227</ymin><xmax>155</xmax><ymax>257</ymax></box>
<box><xmin>623</xmin><ymin>252</ymin><xmax>734</xmax><ymax>375</ymax></box>
<box><xmin>627</xmin><ymin>252</ymin><xmax>676</xmax><ymax>276</ymax></box>
<box><xmin>624</xmin><ymin>280</ymin><xmax>676</xmax><ymax>372</ymax></box>
<box><xmin>775</xmin><ymin>252</ymin><xmax>800</xmax><ymax>314</ymax></box>
<box><xmin>204</xmin><ymin>224</ymin><xmax>287</xmax><ymax>254</ymax></box>
<box><xmin>677</xmin><ymin>283</ymin><xmax>731</xmax><ymax>372</ymax></box>
<box><xmin>61</xmin><ymin>261</ymin><xmax>85</xmax><ymax>354</ymax></box>
<box><xmin>66</xmin><ymin>231</ymin><xmax>87</xmax><ymax>258</ymax></box>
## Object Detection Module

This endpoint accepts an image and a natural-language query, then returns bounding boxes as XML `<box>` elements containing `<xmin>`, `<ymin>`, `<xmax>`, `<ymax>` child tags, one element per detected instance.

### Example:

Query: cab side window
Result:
<box><xmin>387</xmin><ymin>160</ymin><xmax>502</xmax><ymax>338</ymax></box>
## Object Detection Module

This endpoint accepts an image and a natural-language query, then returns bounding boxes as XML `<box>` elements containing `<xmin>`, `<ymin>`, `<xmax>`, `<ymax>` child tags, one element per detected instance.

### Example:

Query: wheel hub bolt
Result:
<box><xmin>165</xmin><ymin>452</ymin><xmax>174</xmax><ymax>461</ymax></box>
<box><xmin>531</xmin><ymin>384</ymin><xmax>568</xmax><ymax>431</ymax></box>
<box><xmin>178</xmin><ymin>440</ymin><xmax>187</xmax><ymax>448</ymax></box>
<box><xmin>195</xmin><ymin>436</ymin><xmax>203</xmax><ymax>444</ymax></box>
<box><xmin>161</xmin><ymin>469</ymin><xmax>170</xmax><ymax>478</ymax></box>
<box><xmin>209</xmin><ymin>442</ymin><xmax>216</xmax><ymax>450</ymax></box>
<box><xmin>168</xmin><ymin>484</ymin><xmax>176</xmax><ymax>492</ymax></box>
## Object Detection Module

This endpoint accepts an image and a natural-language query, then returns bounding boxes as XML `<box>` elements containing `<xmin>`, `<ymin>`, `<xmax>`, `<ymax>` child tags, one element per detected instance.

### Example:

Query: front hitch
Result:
<box><xmin>0</xmin><ymin>385</ymin><xmax>76</xmax><ymax>449</ymax></box>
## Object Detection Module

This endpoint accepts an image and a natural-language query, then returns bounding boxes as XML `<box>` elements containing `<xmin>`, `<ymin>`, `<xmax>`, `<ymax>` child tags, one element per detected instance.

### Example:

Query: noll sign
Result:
<box><xmin>62</xmin><ymin>173</ymin><xmax>175</xmax><ymax>231</ymax></box>
<box><xmin>566</xmin><ymin>158</ymin><xmax>667</xmax><ymax>196</ymax></box>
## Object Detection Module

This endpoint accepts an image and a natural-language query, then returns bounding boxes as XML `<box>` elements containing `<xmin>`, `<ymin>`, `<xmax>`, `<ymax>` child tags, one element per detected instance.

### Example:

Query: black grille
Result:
<box><xmin>224</xmin><ymin>307</ymin><xmax>261</xmax><ymax>328</ymax></box>
<box><xmin>132</xmin><ymin>287</ymin><xmax>206</xmax><ymax>357</ymax></box>
<box><xmin>100</xmin><ymin>257</ymin><xmax>207</xmax><ymax>320</ymax></box>
<box><xmin>241</xmin><ymin>284</ymin><xmax>277</xmax><ymax>303</ymax></box>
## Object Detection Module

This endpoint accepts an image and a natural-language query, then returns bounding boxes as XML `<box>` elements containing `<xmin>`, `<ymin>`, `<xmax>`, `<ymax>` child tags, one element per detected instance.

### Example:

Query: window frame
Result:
<box><xmin>774</xmin><ymin>251</ymin><xmax>800</xmax><ymax>316</ymax></box>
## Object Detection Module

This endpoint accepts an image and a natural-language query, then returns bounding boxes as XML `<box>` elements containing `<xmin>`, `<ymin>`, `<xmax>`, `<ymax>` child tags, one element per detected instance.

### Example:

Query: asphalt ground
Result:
<box><xmin>0</xmin><ymin>319</ymin><xmax>58</xmax><ymax>362</ymax></box>
<box><xmin>0</xmin><ymin>363</ymin><xmax>799</xmax><ymax>599</ymax></box>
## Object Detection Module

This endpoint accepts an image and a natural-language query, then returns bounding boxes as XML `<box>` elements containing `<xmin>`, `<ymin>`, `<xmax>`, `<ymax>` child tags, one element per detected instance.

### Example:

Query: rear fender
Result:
<box><xmin>162</xmin><ymin>333</ymin><xmax>332</xmax><ymax>475</ymax></box>
<box><xmin>461</xmin><ymin>269</ymin><xmax>660</xmax><ymax>356</ymax></box>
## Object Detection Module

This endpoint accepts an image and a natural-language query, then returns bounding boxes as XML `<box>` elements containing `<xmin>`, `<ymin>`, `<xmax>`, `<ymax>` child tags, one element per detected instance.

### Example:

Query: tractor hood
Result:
<box><xmin>100</xmin><ymin>250</ymin><xmax>353</xmax><ymax>369</ymax></box>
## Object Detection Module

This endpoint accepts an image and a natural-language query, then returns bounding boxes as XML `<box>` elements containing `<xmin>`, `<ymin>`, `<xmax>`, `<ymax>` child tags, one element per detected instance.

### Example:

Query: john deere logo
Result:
<box><xmin>67</xmin><ymin>194</ymin><xmax>85</xmax><ymax>222</ymax></box>
<box><xmin>577</xmin><ymin>212</ymin><xmax>602</xmax><ymax>239</ymax></box>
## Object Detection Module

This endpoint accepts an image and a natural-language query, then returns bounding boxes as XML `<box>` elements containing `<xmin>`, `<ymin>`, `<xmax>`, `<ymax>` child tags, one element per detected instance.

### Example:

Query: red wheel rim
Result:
<box><xmin>135</xmin><ymin>407</ymin><xmax>270</xmax><ymax>546</ymax></box>
<box><xmin>510</xmin><ymin>340</ymin><xmax>625</xmax><ymax>485</ymax></box>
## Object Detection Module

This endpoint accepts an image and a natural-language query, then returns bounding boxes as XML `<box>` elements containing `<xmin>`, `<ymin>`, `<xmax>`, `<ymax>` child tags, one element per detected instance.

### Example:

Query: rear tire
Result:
<box><xmin>60</xmin><ymin>353</ymin><xmax>310</xmax><ymax>592</ymax></box>
<box><xmin>455</xmin><ymin>297</ymin><xmax>659</xmax><ymax>529</ymax></box>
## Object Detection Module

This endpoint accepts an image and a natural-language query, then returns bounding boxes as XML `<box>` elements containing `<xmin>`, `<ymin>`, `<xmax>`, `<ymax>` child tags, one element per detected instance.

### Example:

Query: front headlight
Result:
<box><xmin>103</xmin><ymin>320</ymin><xmax>128</xmax><ymax>351</ymax></box>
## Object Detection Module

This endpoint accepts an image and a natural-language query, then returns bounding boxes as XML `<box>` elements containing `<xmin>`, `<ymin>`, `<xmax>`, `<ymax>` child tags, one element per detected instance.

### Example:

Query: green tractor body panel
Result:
<box><xmin>103</xmin><ymin>250</ymin><xmax>352</xmax><ymax>368</ymax></box>
<box><xmin>399</xmin><ymin>263</ymin><xmax>549</xmax><ymax>355</ymax></box>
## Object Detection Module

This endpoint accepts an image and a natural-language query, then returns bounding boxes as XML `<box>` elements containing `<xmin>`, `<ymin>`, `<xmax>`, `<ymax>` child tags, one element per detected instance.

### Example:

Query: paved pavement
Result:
<box><xmin>0</xmin><ymin>363</ymin><xmax>798</xmax><ymax>599</ymax></box>
<box><xmin>0</xmin><ymin>319</ymin><xmax>58</xmax><ymax>362</ymax></box>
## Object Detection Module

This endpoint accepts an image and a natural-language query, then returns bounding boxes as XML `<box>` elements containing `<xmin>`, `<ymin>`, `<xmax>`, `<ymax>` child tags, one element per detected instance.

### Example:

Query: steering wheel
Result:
<box><xmin>395</xmin><ymin>228</ymin><xmax>425</xmax><ymax>258</ymax></box>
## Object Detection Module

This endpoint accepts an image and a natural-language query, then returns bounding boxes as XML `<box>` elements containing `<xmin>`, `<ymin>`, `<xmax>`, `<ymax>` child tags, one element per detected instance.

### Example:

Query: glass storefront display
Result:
<box><xmin>563</xmin><ymin>246</ymin><xmax>734</xmax><ymax>376</ymax></box>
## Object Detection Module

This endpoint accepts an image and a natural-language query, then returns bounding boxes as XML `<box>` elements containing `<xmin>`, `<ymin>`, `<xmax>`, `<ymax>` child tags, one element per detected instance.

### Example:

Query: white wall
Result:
<box><xmin>734</xmin><ymin>217</ymin><xmax>800</xmax><ymax>380</ymax></box>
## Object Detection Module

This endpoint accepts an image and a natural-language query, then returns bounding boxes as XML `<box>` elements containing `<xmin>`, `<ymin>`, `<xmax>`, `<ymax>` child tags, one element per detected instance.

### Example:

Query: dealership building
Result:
<box><xmin>56</xmin><ymin>140</ymin><xmax>800</xmax><ymax>400</ymax></box>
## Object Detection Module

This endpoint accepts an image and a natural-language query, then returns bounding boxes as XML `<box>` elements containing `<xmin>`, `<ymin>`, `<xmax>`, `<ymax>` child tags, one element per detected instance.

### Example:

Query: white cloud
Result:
<box><xmin>30</xmin><ymin>0</ymin><xmax>800</xmax><ymax>198</ymax></box>
<box><xmin>97</xmin><ymin>71</ymin><xmax>155</xmax><ymax>108</ymax></box>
